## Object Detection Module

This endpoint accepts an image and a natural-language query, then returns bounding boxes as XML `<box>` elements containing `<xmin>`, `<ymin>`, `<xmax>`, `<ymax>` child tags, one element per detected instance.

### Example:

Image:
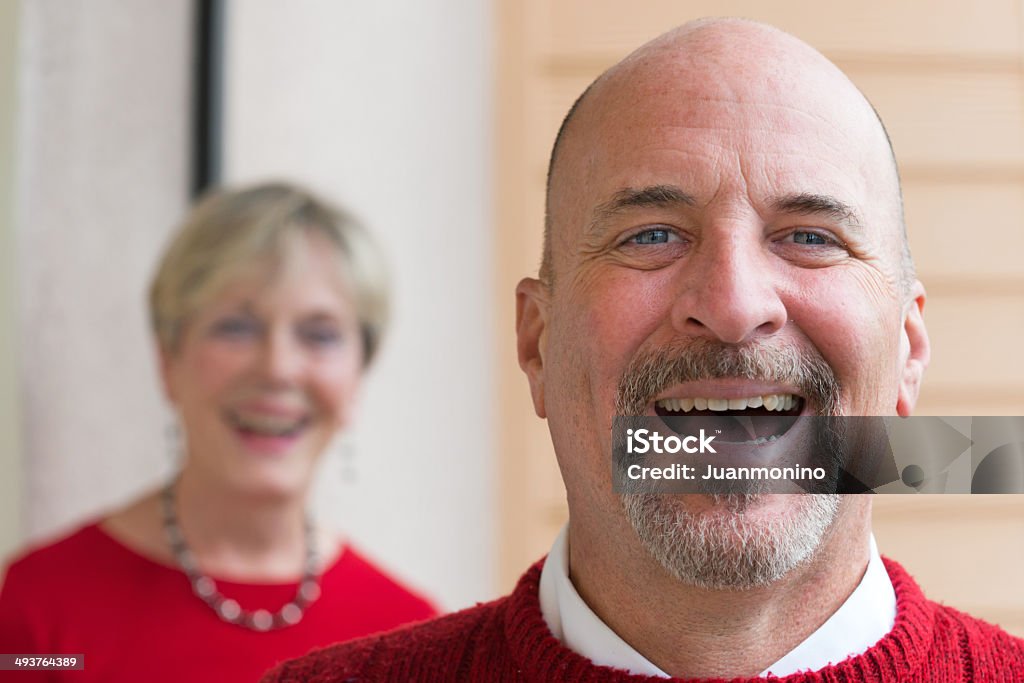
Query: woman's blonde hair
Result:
<box><xmin>149</xmin><ymin>182</ymin><xmax>389</xmax><ymax>365</ymax></box>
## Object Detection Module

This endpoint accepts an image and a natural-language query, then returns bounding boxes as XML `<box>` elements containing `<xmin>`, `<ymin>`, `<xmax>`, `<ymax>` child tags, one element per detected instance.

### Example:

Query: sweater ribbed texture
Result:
<box><xmin>263</xmin><ymin>558</ymin><xmax>1024</xmax><ymax>682</ymax></box>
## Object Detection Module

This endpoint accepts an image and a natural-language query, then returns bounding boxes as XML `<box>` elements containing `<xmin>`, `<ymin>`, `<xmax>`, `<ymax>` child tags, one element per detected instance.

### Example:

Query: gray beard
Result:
<box><xmin>614</xmin><ymin>338</ymin><xmax>844</xmax><ymax>589</ymax></box>
<box><xmin>622</xmin><ymin>492</ymin><xmax>840</xmax><ymax>590</ymax></box>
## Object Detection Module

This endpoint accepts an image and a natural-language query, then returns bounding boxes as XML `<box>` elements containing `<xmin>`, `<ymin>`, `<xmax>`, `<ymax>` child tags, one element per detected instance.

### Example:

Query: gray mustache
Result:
<box><xmin>615</xmin><ymin>338</ymin><xmax>841</xmax><ymax>416</ymax></box>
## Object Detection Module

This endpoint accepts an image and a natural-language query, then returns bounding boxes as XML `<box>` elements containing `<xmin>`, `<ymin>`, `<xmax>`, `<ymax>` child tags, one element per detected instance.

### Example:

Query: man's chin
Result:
<box><xmin>622</xmin><ymin>492</ymin><xmax>840</xmax><ymax>590</ymax></box>
<box><xmin>688</xmin><ymin>492</ymin><xmax>809</xmax><ymax>516</ymax></box>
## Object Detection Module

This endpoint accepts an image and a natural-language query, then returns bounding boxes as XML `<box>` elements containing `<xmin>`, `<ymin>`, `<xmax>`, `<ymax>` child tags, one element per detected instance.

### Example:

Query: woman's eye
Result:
<box><xmin>211</xmin><ymin>317</ymin><xmax>259</xmax><ymax>338</ymax></box>
<box><xmin>791</xmin><ymin>231</ymin><xmax>831</xmax><ymax>246</ymax></box>
<box><xmin>631</xmin><ymin>228</ymin><xmax>674</xmax><ymax>245</ymax></box>
<box><xmin>299</xmin><ymin>325</ymin><xmax>342</xmax><ymax>347</ymax></box>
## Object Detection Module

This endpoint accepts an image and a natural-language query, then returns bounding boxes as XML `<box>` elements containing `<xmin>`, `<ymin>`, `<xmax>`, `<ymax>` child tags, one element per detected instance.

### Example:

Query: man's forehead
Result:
<box><xmin>602</xmin><ymin>19</ymin><xmax>851</xmax><ymax>98</ymax></box>
<box><xmin>563</xmin><ymin>34</ymin><xmax>889</xmax><ymax>201</ymax></box>
<box><xmin>571</xmin><ymin>40</ymin><xmax>876</xmax><ymax>162</ymax></box>
<box><xmin>567</xmin><ymin>93</ymin><xmax>876</xmax><ymax>219</ymax></box>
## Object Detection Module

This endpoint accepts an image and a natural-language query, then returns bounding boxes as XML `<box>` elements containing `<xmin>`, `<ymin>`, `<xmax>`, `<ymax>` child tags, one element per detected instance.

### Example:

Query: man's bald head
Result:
<box><xmin>541</xmin><ymin>18</ymin><xmax>912</xmax><ymax>291</ymax></box>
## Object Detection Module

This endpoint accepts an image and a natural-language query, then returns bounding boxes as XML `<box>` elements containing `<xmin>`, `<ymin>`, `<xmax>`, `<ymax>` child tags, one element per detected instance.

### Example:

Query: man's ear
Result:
<box><xmin>896</xmin><ymin>280</ymin><xmax>930</xmax><ymax>417</ymax></box>
<box><xmin>516</xmin><ymin>277</ymin><xmax>549</xmax><ymax>418</ymax></box>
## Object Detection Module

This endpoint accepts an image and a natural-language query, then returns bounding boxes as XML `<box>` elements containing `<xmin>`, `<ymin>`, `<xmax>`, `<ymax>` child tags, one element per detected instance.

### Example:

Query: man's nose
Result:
<box><xmin>671</xmin><ymin>234</ymin><xmax>788</xmax><ymax>344</ymax></box>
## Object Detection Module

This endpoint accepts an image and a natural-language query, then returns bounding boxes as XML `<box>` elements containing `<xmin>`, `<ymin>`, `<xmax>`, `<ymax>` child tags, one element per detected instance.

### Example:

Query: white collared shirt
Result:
<box><xmin>539</xmin><ymin>524</ymin><xmax>896</xmax><ymax>677</ymax></box>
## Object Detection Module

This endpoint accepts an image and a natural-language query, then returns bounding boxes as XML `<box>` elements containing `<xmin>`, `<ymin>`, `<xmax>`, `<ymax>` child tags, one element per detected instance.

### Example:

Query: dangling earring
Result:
<box><xmin>338</xmin><ymin>436</ymin><xmax>356</xmax><ymax>483</ymax></box>
<box><xmin>165</xmin><ymin>419</ymin><xmax>183</xmax><ymax>466</ymax></box>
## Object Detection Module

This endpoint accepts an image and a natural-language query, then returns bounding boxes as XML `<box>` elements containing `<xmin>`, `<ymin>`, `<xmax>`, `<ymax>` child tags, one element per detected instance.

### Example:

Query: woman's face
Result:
<box><xmin>161</xmin><ymin>233</ymin><xmax>365</xmax><ymax>499</ymax></box>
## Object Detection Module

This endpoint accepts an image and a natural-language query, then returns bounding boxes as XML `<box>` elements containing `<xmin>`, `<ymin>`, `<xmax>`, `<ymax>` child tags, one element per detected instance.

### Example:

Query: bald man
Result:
<box><xmin>264</xmin><ymin>19</ymin><xmax>1024</xmax><ymax>682</ymax></box>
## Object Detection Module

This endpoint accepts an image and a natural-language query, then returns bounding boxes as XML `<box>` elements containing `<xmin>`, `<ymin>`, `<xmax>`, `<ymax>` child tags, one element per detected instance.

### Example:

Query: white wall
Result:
<box><xmin>14</xmin><ymin>0</ymin><xmax>192</xmax><ymax>541</ymax></box>
<box><xmin>0</xmin><ymin>0</ymin><xmax>23</xmax><ymax>562</ymax></box>
<box><xmin>221</xmin><ymin>0</ymin><xmax>495</xmax><ymax>610</ymax></box>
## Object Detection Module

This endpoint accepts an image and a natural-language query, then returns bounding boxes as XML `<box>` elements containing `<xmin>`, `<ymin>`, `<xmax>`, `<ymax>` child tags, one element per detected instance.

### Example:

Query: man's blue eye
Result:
<box><xmin>792</xmin><ymin>231</ymin><xmax>829</xmax><ymax>246</ymax></box>
<box><xmin>632</xmin><ymin>229</ymin><xmax>672</xmax><ymax>245</ymax></box>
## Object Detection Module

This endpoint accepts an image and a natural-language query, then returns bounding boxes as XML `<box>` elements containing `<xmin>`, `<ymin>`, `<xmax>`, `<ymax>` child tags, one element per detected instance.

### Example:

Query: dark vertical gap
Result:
<box><xmin>191</xmin><ymin>0</ymin><xmax>224</xmax><ymax>198</ymax></box>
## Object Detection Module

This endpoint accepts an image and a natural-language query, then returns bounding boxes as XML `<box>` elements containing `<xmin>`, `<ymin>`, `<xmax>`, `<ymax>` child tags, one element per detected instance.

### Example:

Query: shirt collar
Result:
<box><xmin>538</xmin><ymin>524</ymin><xmax>896</xmax><ymax>677</ymax></box>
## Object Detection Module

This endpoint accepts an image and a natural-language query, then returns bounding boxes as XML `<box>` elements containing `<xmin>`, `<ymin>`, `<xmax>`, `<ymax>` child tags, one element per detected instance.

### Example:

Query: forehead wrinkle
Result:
<box><xmin>743</xmin><ymin>150</ymin><xmax>869</xmax><ymax>201</ymax></box>
<box><xmin>671</xmin><ymin>95</ymin><xmax>862</xmax><ymax>136</ymax></box>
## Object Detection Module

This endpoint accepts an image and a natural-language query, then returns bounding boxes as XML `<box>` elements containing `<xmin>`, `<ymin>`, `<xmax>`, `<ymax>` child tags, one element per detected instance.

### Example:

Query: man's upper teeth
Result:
<box><xmin>656</xmin><ymin>394</ymin><xmax>799</xmax><ymax>412</ymax></box>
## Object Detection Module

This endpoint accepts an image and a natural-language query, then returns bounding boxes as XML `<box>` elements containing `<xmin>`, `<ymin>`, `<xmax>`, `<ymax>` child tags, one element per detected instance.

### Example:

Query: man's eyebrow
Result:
<box><xmin>590</xmin><ymin>185</ymin><xmax>697</xmax><ymax>228</ymax></box>
<box><xmin>771</xmin><ymin>193</ymin><xmax>863</xmax><ymax>231</ymax></box>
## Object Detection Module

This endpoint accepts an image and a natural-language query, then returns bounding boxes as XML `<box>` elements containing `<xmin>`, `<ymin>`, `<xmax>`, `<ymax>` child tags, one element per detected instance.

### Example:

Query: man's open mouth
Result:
<box><xmin>653</xmin><ymin>394</ymin><xmax>804</xmax><ymax>442</ymax></box>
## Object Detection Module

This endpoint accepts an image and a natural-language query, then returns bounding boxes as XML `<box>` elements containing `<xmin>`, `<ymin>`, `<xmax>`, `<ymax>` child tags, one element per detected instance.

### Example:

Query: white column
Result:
<box><xmin>12</xmin><ymin>0</ymin><xmax>192</xmax><ymax>544</ymax></box>
<box><xmin>0</xmin><ymin>0</ymin><xmax>24</xmax><ymax>561</ymax></box>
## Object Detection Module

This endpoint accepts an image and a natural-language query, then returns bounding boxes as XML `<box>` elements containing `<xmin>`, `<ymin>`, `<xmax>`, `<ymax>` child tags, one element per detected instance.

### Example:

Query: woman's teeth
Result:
<box><xmin>230</xmin><ymin>412</ymin><xmax>307</xmax><ymax>436</ymax></box>
<box><xmin>655</xmin><ymin>394</ymin><xmax>800</xmax><ymax>413</ymax></box>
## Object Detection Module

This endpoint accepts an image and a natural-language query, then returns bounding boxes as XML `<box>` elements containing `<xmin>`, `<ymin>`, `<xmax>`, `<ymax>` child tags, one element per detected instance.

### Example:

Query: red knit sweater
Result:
<box><xmin>263</xmin><ymin>557</ymin><xmax>1024</xmax><ymax>682</ymax></box>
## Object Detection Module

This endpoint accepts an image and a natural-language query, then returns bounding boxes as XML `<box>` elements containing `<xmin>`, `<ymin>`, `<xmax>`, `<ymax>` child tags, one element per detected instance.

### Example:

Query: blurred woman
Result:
<box><xmin>0</xmin><ymin>183</ymin><xmax>436</xmax><ymax>681</ymax></box>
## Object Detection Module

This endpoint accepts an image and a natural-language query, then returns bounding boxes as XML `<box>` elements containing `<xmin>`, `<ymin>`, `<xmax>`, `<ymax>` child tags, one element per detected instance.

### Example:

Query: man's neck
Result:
<box><xmin>567</xmin><ymin>496</ymin><xmax>872</xmax><ymax>679</ymax></box>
